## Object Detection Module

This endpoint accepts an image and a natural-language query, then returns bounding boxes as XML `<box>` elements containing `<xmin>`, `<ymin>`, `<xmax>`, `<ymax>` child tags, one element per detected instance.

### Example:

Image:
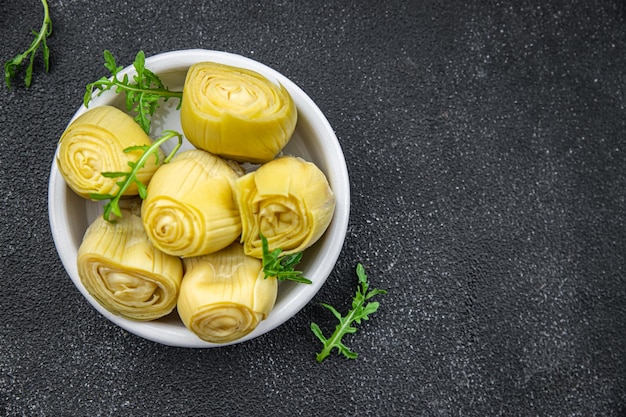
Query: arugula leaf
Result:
<box><xmin>4</xmin><ymin>0</ymin><xmax>52</xmax><ymax>88</ymax></box>
<box><xmin>89</xmin><ymin>130</ymin><xmax>183</xmax><ymax>222</ymax></box>
<box><xmin>311</xmin><ymin>263</ymin><xmax>387</xmax><ymax>362</ymax></box>
<box><xmin>260</xmin><ymin>234</ymin><xmax>312</xmax><ymax>284</ymax></box>
<box><xmin>84</xmin><ymin>50</ymin><xmax>183</xmax><ymax>134</ymax></box>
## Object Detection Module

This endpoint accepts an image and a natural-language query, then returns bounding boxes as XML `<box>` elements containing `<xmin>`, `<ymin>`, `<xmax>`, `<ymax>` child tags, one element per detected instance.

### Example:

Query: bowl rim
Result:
<box><xmin>47</xmin><ymin>49</ymin><xmax>350</xmax><ymax>348</ymax></box>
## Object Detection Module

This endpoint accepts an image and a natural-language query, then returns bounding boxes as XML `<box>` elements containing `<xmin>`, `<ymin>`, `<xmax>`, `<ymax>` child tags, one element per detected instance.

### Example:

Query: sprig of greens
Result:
<box><xmin>261</xmin><ymin>234</ymin><xmax>312</xmax><ymax>284</ymax></box>
<box><xmin>4</xmin><ymin>0</ymin><xmax>52</xmax><ymax>88</ymax></box>
<box><xmin>311</xmin><ymin>263</ymin><xmax>387</xmax><ymax>362</ymax></box>
<box><xmin>90</xmin><ymin>130</ymin><xmax>183</xmax><ymax>222</ymax></box>
<box><xmin>84</xmin><ymin>50</ymin><xmax>183</xmax><ymax>134</ymax></box>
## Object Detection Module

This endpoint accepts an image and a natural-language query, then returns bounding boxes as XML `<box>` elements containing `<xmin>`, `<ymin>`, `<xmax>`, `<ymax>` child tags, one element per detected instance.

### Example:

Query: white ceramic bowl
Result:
<box><xmin>48</xmin><ymin>49</ymin><xmax>350</xmax><ymax>348</ymax></box>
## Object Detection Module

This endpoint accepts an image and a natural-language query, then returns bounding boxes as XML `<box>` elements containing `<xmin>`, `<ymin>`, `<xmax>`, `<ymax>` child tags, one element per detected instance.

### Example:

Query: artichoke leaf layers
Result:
<box><xmin>141</xmin><ymin>149</ymin><xmax>242</xmax><ymax>258</ymax></box>
<box><xmin>236</xmin><ymin>156</ymin><xmax>336</xmax><ymax>258</ymax></box>
<box><xmin>178</xmin><ymin>243</ymin><xmax>278</xmax><ymax>344</ymax></box>
<box><xmin>180</xmin><ymin>61</ymin><xmax>297</xmax><ymax>163</ymax></box>
<box><xmin>57</xmin><ymin>105</ymin><xmax>161</xmax><ymax>199</ymax></box>
<box><xmin>77</xmin><ymin>209</ymin><xmax>183</xmax><ymax>321</ymax></box>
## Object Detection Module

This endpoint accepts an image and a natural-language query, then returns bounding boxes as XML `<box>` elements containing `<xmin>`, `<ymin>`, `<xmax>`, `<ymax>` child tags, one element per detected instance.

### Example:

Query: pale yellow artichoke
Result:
<box><xmin>77</xmin><ymin>208</ymin><xmax>183</xmax><ymax>321</ymax></box>
<box><xmin>141</xmin><ymin>149</ymin><xmax>242</xmax><ymax>258</ymax></box>
<box><xmin>178</xmin><ymin>242</ymin><xmax>278</xmax><ymax>344</ymax></box>
<box><xmin>236</xmin><ymin>156</ymin><xmax>336</xmax><ymax>258</ymax></box>
<box><xmin>180</xmin><ymin>61</ymin><xmax>297</xmax><ymax>163</ymax></box>
<box><xmin>57</xmin><ymin>105</ymin><xmax>161</xmax><ymax>199</ymax></box>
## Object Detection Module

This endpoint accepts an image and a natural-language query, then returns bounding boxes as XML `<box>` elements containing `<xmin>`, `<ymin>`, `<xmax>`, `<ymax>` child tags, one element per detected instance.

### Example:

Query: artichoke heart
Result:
<box><xmin>77</xmin><ymin>209</ymin><xmax>183</xmax><ymax>321</ymax></box>
<box><xmin>141</xmin><ymin>149</ymin><xmax>242</xmax><ymax>258</ymax></box>
<box><xmin>57</xmin><ymin>105</ymin><xmax>161</xmax><ymax>199</ymax></box>
<box><xmin>180</xmin><ymin>61</ymin><xmax>297</xmax><ymax>163</ymax></box>
<box><xmin>236</xmin><ymin>156</ymin><xmax>336</xmax><ymax>258</ymax></box>
<box><xmin>178</xmin><ymin>242</ymin><xmax>278</xmax><ymax>344</ymax></box>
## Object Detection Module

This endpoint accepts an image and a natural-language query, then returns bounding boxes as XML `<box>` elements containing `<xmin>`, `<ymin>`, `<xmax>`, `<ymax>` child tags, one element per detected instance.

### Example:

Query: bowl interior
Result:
<box><xmin>48</xmin><ymin>49</ymin><xmax>350</xmax><ymax>347</ymax></box>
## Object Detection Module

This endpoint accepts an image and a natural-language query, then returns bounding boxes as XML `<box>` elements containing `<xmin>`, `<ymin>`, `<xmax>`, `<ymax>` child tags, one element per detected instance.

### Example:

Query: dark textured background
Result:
<box><xmin>2</xmin><ymin>0</ymin><xmax>626</xmax><ymax>416</ymax></box>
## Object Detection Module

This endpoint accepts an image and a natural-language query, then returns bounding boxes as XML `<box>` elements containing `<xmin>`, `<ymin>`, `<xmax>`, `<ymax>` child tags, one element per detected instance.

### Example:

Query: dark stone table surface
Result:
<box><xmin>1</xmin><ymin>1</ymin><xmax>625</xmax><ymax>416</ymax></box>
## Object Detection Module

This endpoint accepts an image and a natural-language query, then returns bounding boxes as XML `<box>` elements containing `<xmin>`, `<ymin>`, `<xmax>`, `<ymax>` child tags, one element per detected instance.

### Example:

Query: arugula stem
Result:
<box><xmin>92</xmin><ymin>78</ymin><xmax>183</xmax><ymax>99</ymax></box>
<box><xmin>38</xmin><ymin>0</ymin><xmax>52</xmax><ymax>52</ymax></box>
<box><xmin>315</xmin><ymin>307</ymin><xmax>359</xmax><ymax>362</ymax></box>
<box><xmin>84</xmin><ymin>50</ymin><xmax>183</xmax><ymax>134</ymax></box>
<box><xmin>116</xmin><ymin>130</ymin><xmax>180</xmax><ymax>197</ymax></box>
<box><xmin>4</xmin><ymin>0</ymin><xmax>52</xmax><ymax>88</ymax></box>
<box><xmin>92</xmin><ymin>130</ymin><xmax>183</xmax><ymax>222</ymax></box>
<box><xmin>311</xmin><ymin>263</ymin><xmax>387</xmax><ymax>362</ymax></box>
<box><xmin>260</xmin><ymin>233</ymin><xmax>311</xmax><ymax>284</ymax></box>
